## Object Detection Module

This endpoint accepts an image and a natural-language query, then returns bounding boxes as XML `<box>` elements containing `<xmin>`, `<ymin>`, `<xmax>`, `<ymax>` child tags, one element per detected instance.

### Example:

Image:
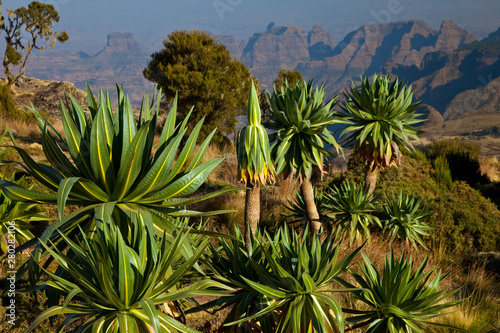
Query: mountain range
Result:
<box><xmin>20</xmin><ymin>19</ymin><xmax>500</xmax><ymax>124</ymax></box>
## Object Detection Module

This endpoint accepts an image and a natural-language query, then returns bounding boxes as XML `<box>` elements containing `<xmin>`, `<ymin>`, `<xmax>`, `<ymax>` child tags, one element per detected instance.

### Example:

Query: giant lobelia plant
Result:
<box><xmin>0</xmin><ymin>85</ymin><xmax>235</xmax><ymax>280</ymax></box>
<box><xmin>338</xmin><ymin>74</ymin><xmax>423</xmax><ymax>194</ymax></box>
<box><xmin>338</xmin><ymin>251</ymin><xmax>465</xmax><ymax>333</ymax></box>
<box><xmin>236</xmin><ymin>82</ymin><xmax>275</xmax><ymax>242</ymax></box>
<box><xmin>0</xmin><ymin>173</ymin><xmax>50</xmax><ymax>254</ymax></box>
<box><xmin>325</xmin><ymin>181</ymin><xmax>381</xmax><ymax>245</ymax></box>
<box><xmin>198</xmin><ymin>226</ymin><xmax>276</xmax><ymax>332</ymax></box>
<box><xmin>265</xmin><ymin>80</ymin><xmax>342</xmax><ymax>233</ymax></box>
<box><xmin>381</xmin><ymin>190</ymin><xmax>435</xmax><ymax>249</ymax></box>
<box><xmin>225</xmin><ymin>225</ymin><xmax>362</xmax><ymax>333</ymax></box>
<box><xmin>25</xmin><ymin>214</ymin><xmax>229</xmax><ymax>333</ymax></box>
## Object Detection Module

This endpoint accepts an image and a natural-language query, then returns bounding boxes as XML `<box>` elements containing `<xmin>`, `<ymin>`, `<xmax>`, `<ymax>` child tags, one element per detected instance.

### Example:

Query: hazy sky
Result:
<box><xmin>3</xmin><ymin>0</ymin><xmax>500</xmax><ymax>55</ymax></box>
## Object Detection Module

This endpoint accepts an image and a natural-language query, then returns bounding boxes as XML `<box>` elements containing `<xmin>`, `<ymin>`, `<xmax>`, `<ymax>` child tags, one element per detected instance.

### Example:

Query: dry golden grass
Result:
<box><xmin>2</xmin><ymin>117</ymin><xmax>39</xmax><ymax>139</ymax></box>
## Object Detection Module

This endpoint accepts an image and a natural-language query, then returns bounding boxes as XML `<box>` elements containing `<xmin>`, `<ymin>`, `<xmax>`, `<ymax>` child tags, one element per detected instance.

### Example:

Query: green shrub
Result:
<box><xmin>432</xmin><ymin>155</ymin><xmax>452</xmax><ymax>188</ymax></box>
<box><xmin>426</xmin><ymin>138</ymin><xmax>488</xmax><ymax>186</ymax></box>
<box><xmin>429</xmin><ymin>182</ymin><xmax>500</xmax><ymax>251</ymax></box>
<box><xmin>206</xmin><ymin>225</ymin><xmax>362</xmax><ymax>332</ymax></box>
<box><xmin>351</xmin><ymin>156</ymin><xmax>500</xmax><ymax>252</ymax></box>
<box><xmin>0</xmin><ymin>84</ymin><xmax>20</xmax><ymax>119</ymax></box>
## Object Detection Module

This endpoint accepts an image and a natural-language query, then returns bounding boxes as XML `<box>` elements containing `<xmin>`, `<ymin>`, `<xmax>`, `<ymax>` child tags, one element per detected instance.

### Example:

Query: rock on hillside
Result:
<box><xmin>96</xmin><ymin>32</ymin><xmax>141</xmax><ymax>55</ymax></box>
<box><xmin>7</xmin><ymin>77</ymin><xmax>87</xmax><ymax>119</ymax></box>
<box><xmin>435</xmin><ymin>20</ymin><xmax>479</xmax><ymax>52</ymax></box>
<box><xmin>417</xmin><ymin>104</ymin><xmax>444</xmax><ymax>126</ymax></box>
<box><xmin>445</xmin><ymin>75</ymin><xmax>500</xmax><ymax>120</ymax></box>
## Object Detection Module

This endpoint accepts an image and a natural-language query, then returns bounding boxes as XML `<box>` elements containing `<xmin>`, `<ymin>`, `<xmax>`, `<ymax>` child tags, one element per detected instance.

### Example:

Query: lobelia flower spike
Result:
<box><xmin>236</xmin><ymin>81</ymin><xmax>275</xmax><ymax>241</ymax></box>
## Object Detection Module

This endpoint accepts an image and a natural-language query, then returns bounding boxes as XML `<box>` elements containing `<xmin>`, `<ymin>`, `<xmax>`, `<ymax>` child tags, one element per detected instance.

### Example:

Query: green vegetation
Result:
<box><xmin>265</xmin><ymin>80</ymin><xmax>342</xmax><ymax>233</ymax></box>
<box><xmin>1</xmin><ymin>75</ymin><xmax>499</xmax><ymax>332</ymax></box>
<box><xmin>0</xmin><ymin>173</ymin><xmax>49</xmax><ymax>254</ymax></box>
<box><xmin>219</xmin><ymin>225</ymin><xmax>361</xmax><ymax>333</ymax></box>
<box><xmin>425</xmin><ymin>138</ymin><xmax>488</xmax><ymax>186</ymax></box>
<box><xmin>27</xmin><ymin>217</ymin><xmax>224</xmax><ymax>333</ymax></box>
<box><xmin>144</xmin><ymin>30</ymin><xmax>253</xmax><ymax>143</ymax></box>
<box><xmin>236</xmin><ymin>82</ymin><xmax>275</xmax><ymax>240</ymax></box>
<box><xmin>0</xmin><ymin>85</ymin><xmax>234</xmax><ymax>282</ymax></box>
<box><xmin>381</xmin><ymin>191</ymin><xmax>434</xmax><ymax>249</ymax></box>
<box><xmin>338</xmin><ymin>74</ymin><xmax>423</xmax><ymax>193</ymax></box>
<box><xmin>283</xmin><ymin>186</ymin><xmax>331</xmax><ymax>228</ymax></box>
<box><xmin>1</xmin><ymin>1</ymin><xmax>68</xmax><ymax>85</ymax></box>
<box><xmin>374</xmin><ymin>155</ymin><xmax>500</xmax><ymax>252</ymax></box>
<box><xmin>325</xmin><ymin>180</ymin><xmax>381</xmax><ymax>244</ymax></box>
<box><xmin>339</xmin><ymin>251</ymin><xmax>464</xmax><ymax>333</ymax></box>
<box><xmin>273</xmin><ymin>69</ymin><xmax>303</xmax><ymax>92</ymax></box>
<box><xmin>0</xmin><ymin>84</ymin><xmax>20</xmax><ymax>119</ymax></box>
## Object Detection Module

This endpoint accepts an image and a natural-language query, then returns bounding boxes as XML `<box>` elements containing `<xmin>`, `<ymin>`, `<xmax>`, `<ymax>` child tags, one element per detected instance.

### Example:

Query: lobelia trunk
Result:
<box><xmin>243</xmin><ymin>182</ymin><xmax>260</xmax><ymax>248</ymax></box>
<box><xmin>365</xmin><ymin>164</ymin><xmax>380</xmax><ymax>194</ymax></box>
<box><xmin>300</xmin><ymin>180</ymin><xmax>321</xmax><ymax>234</ymax></box>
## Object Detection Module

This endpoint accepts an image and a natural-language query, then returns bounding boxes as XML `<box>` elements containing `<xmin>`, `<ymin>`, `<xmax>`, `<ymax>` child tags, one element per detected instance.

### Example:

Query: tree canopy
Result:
<box><xmin>1</xmin><ymin>1</ymin><xmax>68</xmax><ymax>85</ymax></box>
<box><xmin>144</xmin><ymin>30</ymin><xmax>254</xmax><ymax>143</ymax></box>
<box><xmin>273</xmin><ymin>69</ymin><xmax>303</xmax><ymax>92</ymax></box>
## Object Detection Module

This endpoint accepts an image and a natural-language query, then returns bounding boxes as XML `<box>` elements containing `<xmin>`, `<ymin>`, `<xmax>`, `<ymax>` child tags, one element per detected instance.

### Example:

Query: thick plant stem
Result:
<box><xmin>300</xmin><ymin>180</ymin><xmax>321</xmax><ymax>234</ymax></box>
<box><xmin>244</xmin><ymin>182</ymin><xmax>260</xmax><ymax>248</ymax></box>
<box><xmin>365</xmin><ymin>164</ymin><xmax>380</xmax><ymax>194</ymax></box>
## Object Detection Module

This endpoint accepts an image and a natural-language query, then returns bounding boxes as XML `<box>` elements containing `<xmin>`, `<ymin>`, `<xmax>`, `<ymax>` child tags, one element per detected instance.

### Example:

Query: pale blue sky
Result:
<box><xmin>3</xmin><ymin>0</ymin><xmax>500</xmax><ymax>54</ymax></box>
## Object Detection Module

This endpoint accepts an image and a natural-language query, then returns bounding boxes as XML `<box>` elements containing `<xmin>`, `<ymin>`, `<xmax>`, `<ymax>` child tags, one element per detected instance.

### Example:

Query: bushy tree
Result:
<box><xmin>144</xmin><ymin>30</ymin><xmax>254</xmax><ymax>143</ymax></box>
<box><xmin>1</xmin><ymin>1</ymin><xmax>68</xmax><ymax>85</ymax></box>
<box><xmin>273</xmin><ymin>69</ymin><xmax>303</xmax><ymax>92</ymax></box>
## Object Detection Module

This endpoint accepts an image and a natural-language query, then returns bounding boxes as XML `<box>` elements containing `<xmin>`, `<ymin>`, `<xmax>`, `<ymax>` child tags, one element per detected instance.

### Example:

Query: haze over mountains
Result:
<box><xmin>21</xmin><ymin>19</ymin><xmax>500</xmax><ymax>125</ymax></box>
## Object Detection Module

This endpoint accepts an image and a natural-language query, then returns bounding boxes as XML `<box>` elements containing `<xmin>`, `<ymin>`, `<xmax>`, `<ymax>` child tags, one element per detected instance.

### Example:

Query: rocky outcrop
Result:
<box><xmin>445</xmin><ymin>75</ymin><xmax>500</xmax><ymax>119</ymax></box>
<box><xmin>416</xmin><ymin>104</ymin><xmax>444</xmax><ymax>126</ymax></box>
<box><xmin>308</xmin><ymin>25</ymin><xmax>334</xmax><ymax>47</ymax></box>
<box><xmin>214</xmin><ymin>35</ymin><xmax>243</xmax><ymax>59</ymax></box>
<box><xmin>390</xmin><ymin>40</ymin><xmax>500</xmax><ymax>119</ymax></box>
<box><xmin>308</xmin><ymin>25</ymin><xmax>335</xmax><ymax>61</ymax></box>
<box><xmin>24</xmin><ymin>32</ymin><xmax>152</xmax><ymax>105</ymax></box>
<box><xmin>241</xmin><ymin>25</ymin><xmax>310</xmax><ymax>68</ymax></box>
<box><xmin>9</xmin><ymin>77</ymin><xmax>87</xmax><ymax>119</ymax></box>
<box><xmin>435</xmin><ymin>20</ymin><xmax>479</xmax><ymax>52</ymax></box>
<box><xmin>95</xmin><ymin>32</ymin><xmax>141</xmax><ymax>56</ymax></box>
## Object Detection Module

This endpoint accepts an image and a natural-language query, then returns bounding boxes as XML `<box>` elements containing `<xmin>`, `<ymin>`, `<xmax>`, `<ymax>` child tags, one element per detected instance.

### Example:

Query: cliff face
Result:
<box><xmin>25</xmin><ymin>32</ymin><xmax>151</xmax><ymax>105</ymax></box>
<box><xmin>390</xmin><ymin>40</ymin><xmax>500</xmax><ymax>119</ymax></box>
<box><xmin>308</xmin><ymin>25</ymin><xmax>335</xmax><ymax>61</ymax></box>
<box><xmin>214</xmin><ymin>35</ymin><xmax>243</xmax><ymax>59</ymax></box>
<box><xmin>435</xmin><ymin>20</ymin><xmax>479</xmax><ymax>52</ymax></box>
<box><xmin>104</xmin><ymin>32</ymin><xmax>141</xmax><ymax>53</ymax></box>
<box><xmin>241</xmin><ymin>25</ymin><xmax>310</xmax><ymax>69</ymax></box>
